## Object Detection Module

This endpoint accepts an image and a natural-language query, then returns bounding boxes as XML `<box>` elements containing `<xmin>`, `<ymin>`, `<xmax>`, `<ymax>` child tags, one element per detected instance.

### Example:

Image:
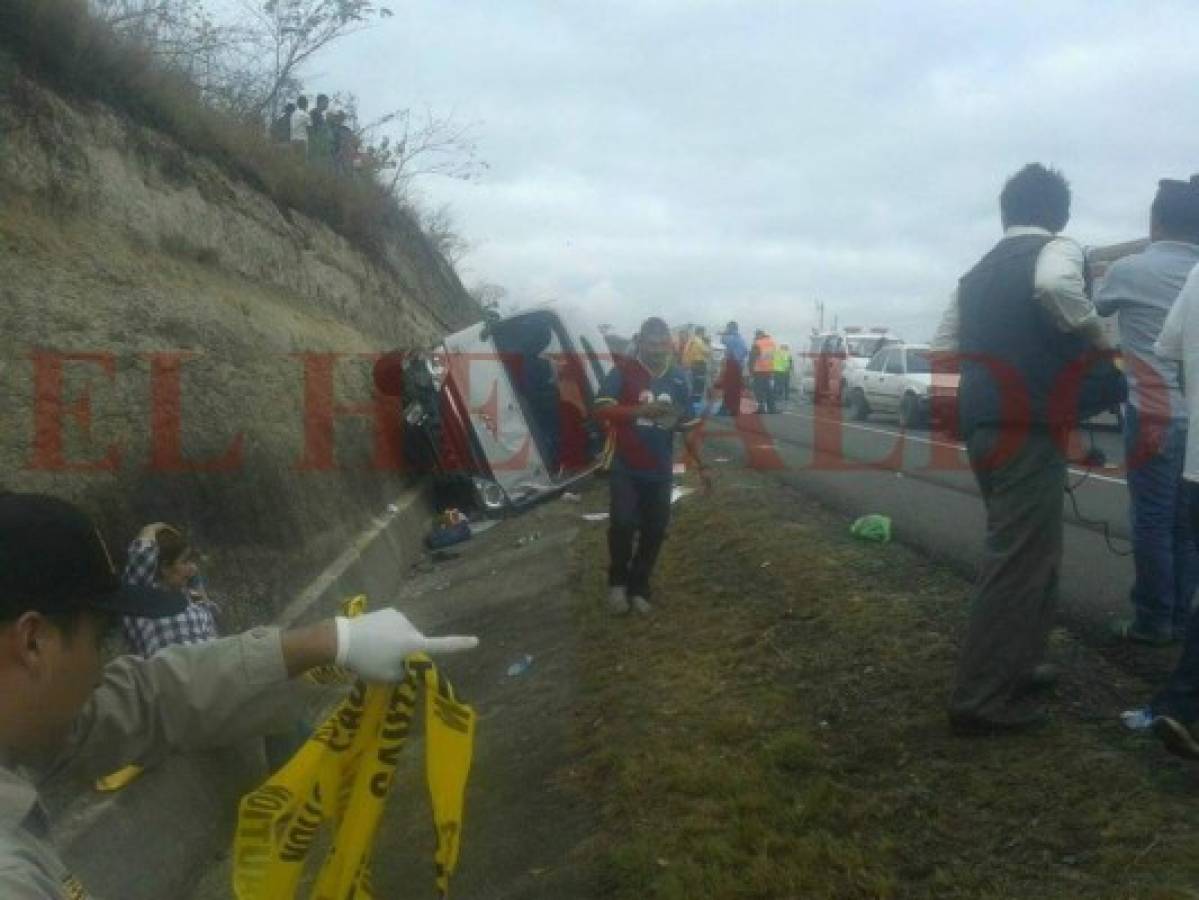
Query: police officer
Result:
<box><xmin>0</xmin><ymin>492</ymin><xmax>477</xmax><ymax>898</ymax></box>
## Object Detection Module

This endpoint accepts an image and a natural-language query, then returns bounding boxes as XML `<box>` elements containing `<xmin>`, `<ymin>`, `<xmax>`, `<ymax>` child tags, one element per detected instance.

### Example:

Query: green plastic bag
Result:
<box><xmin>850</xmin><ymin>514</ymin><xmax>892</xmax><ymax>543</ymax></box>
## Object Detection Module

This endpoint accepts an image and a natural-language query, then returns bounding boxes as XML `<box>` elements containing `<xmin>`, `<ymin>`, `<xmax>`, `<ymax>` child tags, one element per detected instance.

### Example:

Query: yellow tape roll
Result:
<box><xmin>232</xmin><ymin>598</ymin><xmax>476</xmax><ymax>899</ymax></box>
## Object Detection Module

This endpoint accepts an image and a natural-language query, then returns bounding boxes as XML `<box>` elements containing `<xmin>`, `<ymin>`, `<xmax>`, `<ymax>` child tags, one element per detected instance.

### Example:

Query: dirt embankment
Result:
<box><xmin>0</xmin><ymin>73</ymin><xmax>480</xmax><ymax>623</ymax></box>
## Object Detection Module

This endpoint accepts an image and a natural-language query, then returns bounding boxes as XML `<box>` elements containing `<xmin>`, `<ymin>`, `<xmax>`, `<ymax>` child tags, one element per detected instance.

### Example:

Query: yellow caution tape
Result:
<box><xmin>232</xmin><ymin>597</ymin><xmax>476</xmax><ymax>899</ymax></box>
<box><xmin>302</xmin><ymin>595</ymin><xmax>372</xmax><ymax>686</ymax></box>
<box><xmin>94</xmin><ymin>764</ymin><xmax>144</xmax><ymax>792</ymax></box>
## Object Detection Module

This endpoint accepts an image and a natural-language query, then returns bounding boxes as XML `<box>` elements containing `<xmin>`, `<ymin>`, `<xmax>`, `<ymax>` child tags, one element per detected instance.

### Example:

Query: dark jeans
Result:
<box><xmin>752</xmin><ymin>373</ymin><xmax>776</xmax><ymax>414</ymax></box>
<box><xmin>1152</xmin><ymin>481</ymin><xmax>1199</xmax><ymax>722</ymax></box>
<box><xmin>608</xmin><ymin>472</ymin><xmax>672</xmax><ymax>599</ymax></box>
<box><xmin>1123</xmin><ymin>406</ymin><xmax>1198</xmax><ymax>638</ymax></box>
<box><xmin>690</xmin><ymin>367</ymin><xmax>708</xmax><ymax>416</ymax></box>
<box><xmin>950</xmin><ymin>426</ymin><xmax>1066</xmax><ymax>722</ymax></box>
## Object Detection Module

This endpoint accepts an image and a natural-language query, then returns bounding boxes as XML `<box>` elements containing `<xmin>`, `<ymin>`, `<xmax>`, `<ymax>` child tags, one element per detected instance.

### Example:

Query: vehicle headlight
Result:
<box><xmin>429</xmin><ymin>353</ymin><xmax>448</xmax><ymax>390</ymax></box>
<box><xmin>473</xmin><ymin>477</ymin><xmax>507</xmax><ymax>510</ymax></box>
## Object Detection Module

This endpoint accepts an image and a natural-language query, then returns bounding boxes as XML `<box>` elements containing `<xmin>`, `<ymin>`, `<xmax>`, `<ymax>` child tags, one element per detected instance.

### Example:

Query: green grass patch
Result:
<box><xmin>567</xmin><ymin>469</ymin><xmax>1199</xmax><ymax>898</ymax></box>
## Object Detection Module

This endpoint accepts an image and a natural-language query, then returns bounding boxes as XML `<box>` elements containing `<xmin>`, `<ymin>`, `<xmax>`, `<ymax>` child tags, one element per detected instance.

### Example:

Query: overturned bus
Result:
<box><xmin>374</xmin><ymin>304</ymin><xmax>617</xmax><ymax>514</ymax></box>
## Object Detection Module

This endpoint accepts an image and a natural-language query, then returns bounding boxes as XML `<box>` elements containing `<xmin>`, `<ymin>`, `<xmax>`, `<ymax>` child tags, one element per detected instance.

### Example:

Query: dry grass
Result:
<box><xmin>566</xmin><ymin>467</ymin><xmax>1199</xmax><ymax>899</ymax></box>
<box><xmin>0</xmin><ymin>0</ymin><xmax>421</xmax><ymax>265</ymax></box>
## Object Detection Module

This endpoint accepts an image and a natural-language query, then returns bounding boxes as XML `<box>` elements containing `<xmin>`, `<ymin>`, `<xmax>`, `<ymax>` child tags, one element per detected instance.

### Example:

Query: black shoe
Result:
<box><xmin>1013</xmin><ymin>664</ymin><xmax>1059</xmax><ymax>698</ymax></box>
<box><xmin>949</xmin><ymin>709</ymin><xmax>1050</xmax><ymax>737</ymax></box>
<box><xmin>1152</xmin><ymin>715</ymin><xmax>1199</xmax><ymax>760</ymax></box>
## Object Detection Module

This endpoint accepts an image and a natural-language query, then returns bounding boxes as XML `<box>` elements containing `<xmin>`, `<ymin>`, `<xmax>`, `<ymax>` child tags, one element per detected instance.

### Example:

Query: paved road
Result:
<box><xmin>707</xmin><ymin>399</ymin><xmax>1136</xmax><ymax>641</ymax></box>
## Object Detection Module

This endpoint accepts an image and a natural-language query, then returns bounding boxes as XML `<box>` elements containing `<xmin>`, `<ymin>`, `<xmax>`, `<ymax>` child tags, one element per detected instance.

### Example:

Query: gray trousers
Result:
<box><xmin>949</xmin><ymin>426</ymin><xmax>1066</xmax><ymax>720</ymax></box>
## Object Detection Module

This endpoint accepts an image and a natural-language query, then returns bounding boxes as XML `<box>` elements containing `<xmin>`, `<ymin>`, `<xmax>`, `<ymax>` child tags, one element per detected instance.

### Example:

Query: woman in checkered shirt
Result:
<box><xmin>118</xmin><ymin>524</ymin><xmax>307</xmax><ymax>772</ymax></box>
<box><xmin>121</xmin><ymin>523</ymin><xmax>220</xmax><ymax>657</ymax></box>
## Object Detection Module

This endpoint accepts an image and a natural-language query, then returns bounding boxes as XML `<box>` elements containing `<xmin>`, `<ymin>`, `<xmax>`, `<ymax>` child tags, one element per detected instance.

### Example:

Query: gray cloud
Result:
<box><xmin>318</xmin><ymin>0</ymin><xmax>1199</xmax><ymax>343</ymax></box>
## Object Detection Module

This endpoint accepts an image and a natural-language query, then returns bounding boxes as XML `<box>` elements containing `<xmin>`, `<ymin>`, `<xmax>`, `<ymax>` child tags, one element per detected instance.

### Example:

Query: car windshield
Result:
<box><xmin>907</xmin><ymin>350</ymin><xmax>931</xmax><ymax>374</ymax></box>
<box><xmin>846</xmin><ymin>336</ymin><xmax>889</xmax><ymax>358</ymax></box>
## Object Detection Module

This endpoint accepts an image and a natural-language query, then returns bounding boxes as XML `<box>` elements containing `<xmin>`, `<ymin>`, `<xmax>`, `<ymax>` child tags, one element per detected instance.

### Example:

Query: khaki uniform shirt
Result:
<box><xmin>0</xmin><ymin>627</ymin><xmax>298</xmax><ymax>899</ymax></box>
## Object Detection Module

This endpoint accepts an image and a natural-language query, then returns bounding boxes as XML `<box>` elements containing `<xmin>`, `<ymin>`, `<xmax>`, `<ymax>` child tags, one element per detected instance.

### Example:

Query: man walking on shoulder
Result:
<box><xmin>595</xmin><ymin>318</ymin><xmax>711</xmax><ymax>616</ymax></box>
<box><xmin>933</xmin><ymin>163</ymin><xmax>1110</xmax><ymax>735</ymax></box>
<box><xmin>719</xmin><ymin>322</ymin><xmax>748</xmax><ymax>417</ymax></box>
<box><xmin>1097</xmin><ymin>179</ymin><xmax>1199</xmax><ymax>645</ymax></box>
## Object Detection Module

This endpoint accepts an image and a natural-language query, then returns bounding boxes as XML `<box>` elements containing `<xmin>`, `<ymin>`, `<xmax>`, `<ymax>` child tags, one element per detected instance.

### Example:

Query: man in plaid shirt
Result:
<box><xmin>122</xmin><ymin>523</ymin><xmax>219</xmax><ymax>657</ymax></box>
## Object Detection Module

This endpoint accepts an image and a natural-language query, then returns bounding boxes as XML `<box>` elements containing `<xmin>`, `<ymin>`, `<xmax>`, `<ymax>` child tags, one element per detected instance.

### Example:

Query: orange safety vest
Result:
<box><xmin>752</xmin><ymin>337</ymin><xmax>776</xmax><ymax>374</ymax></box>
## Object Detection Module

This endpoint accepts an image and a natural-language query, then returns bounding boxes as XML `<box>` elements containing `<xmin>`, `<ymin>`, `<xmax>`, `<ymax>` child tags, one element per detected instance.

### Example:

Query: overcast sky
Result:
<box><xmin>312</xmin><ymin>0</ymin><xmax>1198</xmax><ymax>345</ymax></box>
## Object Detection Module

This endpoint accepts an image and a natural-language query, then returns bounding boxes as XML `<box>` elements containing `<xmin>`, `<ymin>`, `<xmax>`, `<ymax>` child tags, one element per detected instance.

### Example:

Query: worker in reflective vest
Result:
<box><xmin>748</xmin><ymin>330</ymin><xmax>778</xmax><ymax>414</ymax></box>
<box><xmin>773</xmin><ymin>342</ymin><xmax>793</xmax><ymax>405</ymax></box>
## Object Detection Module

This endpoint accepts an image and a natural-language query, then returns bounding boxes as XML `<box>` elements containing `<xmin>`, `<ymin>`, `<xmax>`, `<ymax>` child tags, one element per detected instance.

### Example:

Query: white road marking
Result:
<box><xmin>780</xmin><ymin>409</ymin><xmax>1127</xmax><ymax>487</ymax></box>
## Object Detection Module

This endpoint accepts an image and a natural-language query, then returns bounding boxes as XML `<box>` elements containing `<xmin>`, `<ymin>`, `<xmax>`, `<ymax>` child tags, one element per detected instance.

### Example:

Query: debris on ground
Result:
<box><xmin>515</xmin><ymin>531</ymin><xmax>543</xmax><ymax>547</ymax></box>
<box><xmin>671</xmin><ymin>487</ymin><xmax>695</xmax><ymax>504</ymax></box>
<box><xmin>1120</xmin><ymin>707</ymin><xmax>1154</xmax><ymax>731</ymax></box>
<box><xmin>582</xmin><ymin>513</ymin><xmax>610</xmax><ymax>523</ymax></box>
<box><xmin>849</xmin><ymin>513</ymin><xmax>892</xmax><ymax>543</ymax></box>
<box><xmin>561</xmin><ymin>492</ymin><xmax>582</xmax><ymax>503</ymax></box>
<box><xmin>506</xmin><ymin>654</ymin><xmax>534</xmax><ymax>677</ymax></box>
<box><xmin>427</xmin><ymin>521</ymin><xmax>471</xmax><ymax>549</ymax></box>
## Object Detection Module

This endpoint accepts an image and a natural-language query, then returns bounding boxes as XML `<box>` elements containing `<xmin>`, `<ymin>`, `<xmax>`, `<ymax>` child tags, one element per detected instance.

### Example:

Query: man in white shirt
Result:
<box><xmin>933</xmin><ymin>164</ymin><xmax>1108</xmax><ymax>735</ymax></box>
<box><xmin>289</xmin><ymin>95</ymin><xmax>311</xmax><ymax>158</ymax></box>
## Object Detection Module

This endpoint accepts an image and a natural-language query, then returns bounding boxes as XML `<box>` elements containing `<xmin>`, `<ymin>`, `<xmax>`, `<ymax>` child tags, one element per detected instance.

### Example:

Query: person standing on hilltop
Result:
<box><xmin>330</xmin><ymin>109</ymin><xmax>360</xmax><ymax>177</ymax></box>
<box><xmin>289</xmin><ymin>95</ymin><xmax>311</xmax><ymax>160</ymax></box>
<box><xmin>308</xmin><ymin>93</ymin><xmax>333</xmax><ymax>166</ymax></box>
<box><xmin>270</xmin><ymin>101</ymin><xmax>295</xmax><ymax>144</ymax></box>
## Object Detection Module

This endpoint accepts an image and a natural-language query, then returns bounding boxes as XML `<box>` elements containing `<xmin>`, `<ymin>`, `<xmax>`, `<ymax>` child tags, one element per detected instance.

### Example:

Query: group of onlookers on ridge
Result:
<box><xmin>269</xmin><ymin>92</ymin><xmax>362</xmax><ymax>177</ymax></box>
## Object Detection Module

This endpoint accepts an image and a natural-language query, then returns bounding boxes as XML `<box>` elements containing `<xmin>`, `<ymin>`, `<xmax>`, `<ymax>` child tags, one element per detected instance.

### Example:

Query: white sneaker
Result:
<box><xmin>607</xmin><ymin>586</ymin><xmax>630</xmax><ymax>615</ymax></box>
<box><xmin>630</xmin><ymin>595</ymin><xmax>652</xmax><ymax>615</ymax></box>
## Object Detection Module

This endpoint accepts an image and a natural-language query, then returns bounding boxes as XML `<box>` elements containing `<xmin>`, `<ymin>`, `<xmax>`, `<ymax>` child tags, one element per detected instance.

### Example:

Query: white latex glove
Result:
<box><xmin>334</xmin><ymin>608</ymin><xmax>479</xmax><ymax>682</ymax></box>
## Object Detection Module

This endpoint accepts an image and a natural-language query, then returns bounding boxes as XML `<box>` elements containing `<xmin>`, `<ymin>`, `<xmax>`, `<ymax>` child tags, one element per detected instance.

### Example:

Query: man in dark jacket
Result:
<box><xmin>932</xmin><ymin>163</ymin><xmax>1109</xmax><ymax>734</ymax></box>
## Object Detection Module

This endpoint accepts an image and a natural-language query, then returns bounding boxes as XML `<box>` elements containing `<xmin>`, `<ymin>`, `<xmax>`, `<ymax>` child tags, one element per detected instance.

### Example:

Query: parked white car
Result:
<box><xmin>846</xmin><ymin>343</ymin><xmax>935</xmax><ymax>428</ymax></box>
